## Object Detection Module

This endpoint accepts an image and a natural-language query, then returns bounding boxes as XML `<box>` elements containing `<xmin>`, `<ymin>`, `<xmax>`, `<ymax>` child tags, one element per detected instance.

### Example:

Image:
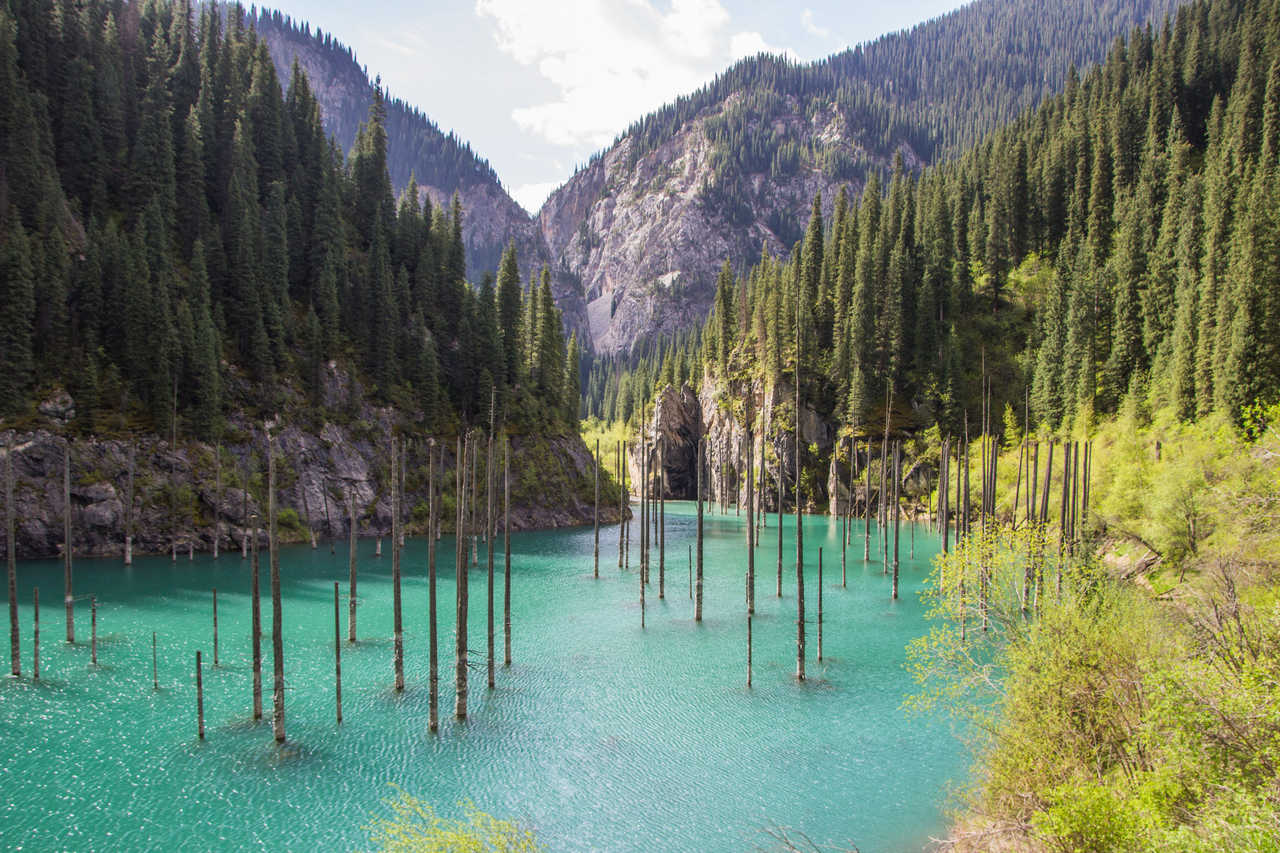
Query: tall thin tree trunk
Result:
<box><xmin>251</xmin><ymin>513</ymin><xmax>262</xmax><ymax>720</ymax></box>
<box><xmin>428</xmin><ymin>443</ymin><xmax>439</xmax><ymax>732</ymax></box>
<box><xmin>640</xmin><ymin>436</ymin><xmax>646</xmax><ymax>630</ymax></box>
<box><xmin>622</xmin><ymin>443</ymin><xmax>629</xmax><ymax>571</ymax></box>
<box><xmin>696</xmin><ymin>438</ymin><xmax>704</xmax><ymax>622</ymax></box>
<box><xmin>90</xmin><ymin>596</ymin><xmax>97</xmax><ymax>665</ymax></box>
<box><xmin>864</xmin><ymin>438</ymin><xmax>873</xmax><ymax>561</ymax></box>
<box><xmin>593</xmin><ymin>438</ymin><xmax>599</xmax><ymax>578</ymax></box>
<box><xmin>486</xmin><ymin>423</ymin><xmax>495</xmax><ymax>690</ymax></box>
<box><xmin>7</xmin><ymin>444</ymin><xmax>18</xmax><ymax>677</ymax></box>
<box><xmin>195</xmin><ymin>651</ymin><xmax>204</xmax><ymax>740</ymax></box>
<box><xmin>659</xmin><ymin>438</ymin><xmax>665</xmax><ymax>599</ymax></box>
<box><xmin>776</xmin><ymin>459</ymin><xmax>783</xmax><ymax>597</ymax></box>
<box><xmin>63</xmin><ymin>443</ymin><xmax>73</xmax><ymax>643</ymax></box>
<box><xmin>333</xmin><ymin>582</ymin><xmax>342</xmax><ymax>724</ymax></box>
<box><xmin>455</xmin><ymin>434</ymin><xmax>468</xmax><ymax>720</ymax></box>
<box><xmin>392</xmin><ymin>437</ymin><xmax>404</xmax><ymax>692</ymax></box>
<box><xmin>504</xmin><ymin>438</ymin><xmax>511</xmax><ymax>667</ymax></box>
<box><xmin>125</xmin><ymin>441</ymin><xmax>135</xmax><ymax>565</ymax></box>
<box><xmin>892</xmin><ymin>442</ymin><xmax>901</xmax><ymax>601</ymax></box>
<box><xmin>347</xmin><ymin>488</ymin><xmax>357</xmax><ymax>643</ymax></box>
<box><xmin>212</xmin><ymin>589</ymin><xmax>218</xmax><ymax>667</ymax></box>
<box><xmin>32</xmin><ymin>587</ymin><xmax>39</xmax><ymax>680</ymax></box>
<box><xmin>213</xmin><ymin>445</ymin><xmax>221</xmax><ymax>559</ymax></box>
<box><xmin>817</xmin><ymin>548</ymin><xmax>823</xmax><ymax>662</ymax></box>
<box><xmin>617</xmin><ymin>441</ymin><xmax>623</xmax><ymax>569</ymax></box>
<box><xmin>746</xmin><ymin>425</ymin><xmax>754</xmax><ymax>614</ymax></box>
<box><xmin>268</xmin><ymin>428</ymin><xmax>285</xmax><ymax>744</ymax></box>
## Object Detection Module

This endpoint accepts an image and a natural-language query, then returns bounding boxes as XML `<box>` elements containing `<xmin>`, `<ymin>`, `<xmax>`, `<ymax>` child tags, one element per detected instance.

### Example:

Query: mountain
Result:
<box><xmin>253</xmin><ymin>9</ymin><xmax>558</xmax><ymax>294</ymax></box>
<box><xmin>537</xmin><ymin>0</ymin><xmax>1187</xmax><ymax>354</ymax></box>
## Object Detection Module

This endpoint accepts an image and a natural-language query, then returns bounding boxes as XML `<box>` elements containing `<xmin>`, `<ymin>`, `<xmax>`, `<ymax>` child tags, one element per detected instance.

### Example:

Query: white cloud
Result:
<box><xmin>475</xmin><ymin>0</ymin><xmax>790</xmax><ymax>149</ymax></box>
<box><xmin>512</xmin><ymin>180</ymin><xmax>562</xmax><ymax>215</ymax></box>
<box><xmin>801</xmin><ymin>9</ymin><xmax>831</xmax><ymax>39</ymax></box>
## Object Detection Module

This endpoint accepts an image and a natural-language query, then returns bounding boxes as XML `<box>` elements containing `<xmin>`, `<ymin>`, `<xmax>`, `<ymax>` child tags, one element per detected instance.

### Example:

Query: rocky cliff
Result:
<box><xmin>2</xmin><ymin>384</ymin><xmax>622</xmax><ymax>562</ymax></box>
<box><xmin>628</xmin><ymin>381</ymin><xmax>934</xmax><ymax>519</ymax></box>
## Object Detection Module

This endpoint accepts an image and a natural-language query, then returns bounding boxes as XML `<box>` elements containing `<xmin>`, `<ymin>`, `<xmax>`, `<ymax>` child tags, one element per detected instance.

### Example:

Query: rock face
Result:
<box><xmin>537</xmin><ymin>109</ymin><xmax>867</xmax><ymax>355</ymax></box>
<box><xmin>631</xmin><ymin>379</ymin><xmax>935</xmax><ymax>519</ymax></box>
<box><xmin>1</xmin><ymin>380</ymin><xmax>622</xmax><ymax>561</ymax></box>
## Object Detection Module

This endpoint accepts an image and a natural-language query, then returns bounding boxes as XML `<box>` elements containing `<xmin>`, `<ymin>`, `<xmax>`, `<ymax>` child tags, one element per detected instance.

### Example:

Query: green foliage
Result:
<box><xmin>363</xmin><ymin>790</ymin><xmax>543</xmax><ymax>853</ymax></box>
<box><xmin>907</xmin><ymin>409</ymin><xmax>1280</xmax><ymax>852</ymax></box>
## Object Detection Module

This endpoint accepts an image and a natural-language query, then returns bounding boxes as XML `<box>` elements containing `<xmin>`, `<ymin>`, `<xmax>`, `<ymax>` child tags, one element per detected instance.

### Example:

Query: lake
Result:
<box><xmin>0</xmin><ymin>502</ymin><xmax>964</xmax><ymax>851</ymax></box>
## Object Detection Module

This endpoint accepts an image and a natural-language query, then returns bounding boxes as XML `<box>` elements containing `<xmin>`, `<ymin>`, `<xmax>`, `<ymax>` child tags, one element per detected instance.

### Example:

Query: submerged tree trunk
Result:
<box><xmin>392</xmin><ymin>437</ymin><xmax>404</xmax><ymax>692</ymax></box>
<box><xmin>428</xmin><ymin>443</ymin><xmax>439</xmax><ymax>732</ymax></box>
<box><xmin>348</xmin><ymin>486</ymin><xmax>358</xmax><ymax>643</ymax></box>
<box><xmin>455</xmin><ymin>434</ymin><xmax>468</xmax><ymax>721</ymax></box>
<box><xmin>486</xmin><ymin>425</ymin><xmax>495</xmax><ymax>690</ymax></box>
<box><xmin>7</xmin><ymin>444</ymin><xmax>18</xmax><ymax>677</ymax></box>
<box><xmin>333</xmin><ymin>581</ymin><xmax>342</xmax><ymax>724</ymax></box>
<box><xmin>268</xmin><ymin>428</ymin><xmax>285</xmax><ymax>744</ymax></box>
<box><xmin>251</xmin><ymin>513</ymin><xmax>262</xmax><ymax>720</ymax></box>
<box><xmin>63</xmin><ymin>443</ymin><xmax>73</xmax><ymax>644</ymax></box>
<box><xmin>696</xmin><ymin>438</ymin><xmax>704</xmax><ymax>622</ymax></box>
<box><xmin>504</xmin><ymin>438</ymin><xmax>511</xmax><ymax>668</ymax></box>
<box><xmin>593</xmin><ymin>439</ymin><xmax>600</xmax><ymax>578</ymax></box>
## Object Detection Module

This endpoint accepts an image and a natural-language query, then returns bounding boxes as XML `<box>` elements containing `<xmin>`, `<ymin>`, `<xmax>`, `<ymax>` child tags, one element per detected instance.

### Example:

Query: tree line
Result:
<box><xmin>0</xmin><ymin>0</ymin><xmax>578</xmax><ymax>438</ymax></box>
<box><xmin>605</xmin><ymin>0</ymin><xmax>1280</xmax><ymax>438</ymax></box>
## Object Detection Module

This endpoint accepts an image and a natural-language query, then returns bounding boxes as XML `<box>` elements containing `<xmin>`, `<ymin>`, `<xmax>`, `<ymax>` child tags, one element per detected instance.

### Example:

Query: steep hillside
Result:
<box><xmin>253</xmin><ymin>9</ymin><xmax>552</xmax><ymax>288</ymax></box>
<box><xmin>540</xmin><ymin>0</ymin><xmax>1187</xmax><ymax>354</ymax></box>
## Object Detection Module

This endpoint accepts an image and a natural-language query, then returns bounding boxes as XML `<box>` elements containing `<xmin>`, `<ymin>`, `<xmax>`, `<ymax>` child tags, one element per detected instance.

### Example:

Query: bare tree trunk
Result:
<box><xmin>240</xmin><ymin>462</ymin><xmax>248</xmax><ymax>560</ymax></box>
<box><xmin>746</xmin><ymin>424</ymin><xmax>754</xmax><ymax>614</ymax></box>
<box><xmin>32</xmin><ymin>587</ymin><xmax>39</xmax><ymax>680</ymax></box>
<box><xmin>196</xmin><ymin>651</ymin><xmax>204</xmax><ymax>740</ymax></box>
<box><xmin>125</xmin><ymin>441</ymin><xmax>135</xmax><ymax>565</ymax></box>
<box><xmin>333</xmin><ymin>582</ymin><xmax>342</xmax><ymax>724</ymax></box>
<box><xmin>392</xmin><ymin>436</ymin><xmax>404</xmax><ymax>692</ymax></box>
<box><xmin>696</xmin><ymin>438</ymin><xmax>703</xmax><ymax>622</ymax></box>
<box><xmin>347</xmin><ymin>489</ymin><xmax>357</xmax><ymax>643</ymax></box>
<box><xmin>746</xmin><ymin>613</ymin><xmax>752</xmax><ymax>688</ymax></box>
<box><xmin>659</xmin><ymin>438</ymin><xmax>665</xmax><ymax>599</ymax></box>
<box><xmin>593</xmin><ymin>438</ymin><xmax>599</xmax><ymax>578</ymax></box>
<box><xmin>302</xmin><ymin>474</ymin><xmax>316</xmax><ymax>551</ymax></box>
<box><xmin>428</xmin><ymin>443</ymin><xmax>439</xmax><ymax>732</ymax></box>
<box><xmin>486</xmin><ymin>425</ymin><xmax>495</xmax><ymax>690</ymax></box>
<box><xmin>892</xmin><ymin>442</ymin><xmax>901</xmax><ymax>601</ymax></box>
<box><xmin>213</xmin><ymin>445</ymin><xmax>221</xmax><ymax>559</ymax></box>
<box><xmin>63</xmin><ymin>443</ymin><xmax>73</xmax><ymax>643</ymax></box>
<box><xmin>817</xmin><ymin>548</ymin><xmax>823</xmax><ymax>662</ymax></box>
<box><xmin>268</xmin><ymin>428</ymin><xmax>285</xmax><ymax>744</ymax></box>
<box><xmin>640</xmin><ymin>436</ymin><xmax>646</xmax><ymax>630</ymax></box>
<box><xmin>622</xmin><ymin>443</ymin><xmax>629</xmax><ymax>572</ymax></box>
<box><xmin>864</xmin><ymin>438</ymin><xmax>872</xmax><ymax>561</ymax></box>
<box><xmin>251</xmin><ymin>514</ymin><xmax>262</xmax><ymax>720</ymax></box>
<box><xmin>212</xmin><ymin>589</ymin><xmax>219</xmax><ymax>667</ymax></box>
<box><xmin>617</xmin><ymin>441</ymin><xmax>623</xmax><ymax>569</ymax></box>
<box><xmin>7</xmin><ymin>444</ymin><xmax>18</xmax><ymax>677</ymax></box>
<box><xmin>152</xmin><ymin>630</ymin><xmax>158</xmax><ymax>690</ymax></box>
<box><xmin>455</xmin><ymin>434</ymin><xmax>468</xmax><ymax>720</ymax></box>
<box><xmin>795</xmin><ymin>353</ymin><xmax>804</xmax><ymax>681</ymax></box>
<box><xmin>503</xmin><ymin>438</ymin><xmax>511</xmax><ymax>668</ymax></box>
<box><xmin>90</xmin><ymin>596</ymin><xmax>97</xmax><ymax>665</ymax></box>
<box><xmin>776</xmin><ymin>458</ymin><xmax>783</xmax><ymax>597</ymax></box>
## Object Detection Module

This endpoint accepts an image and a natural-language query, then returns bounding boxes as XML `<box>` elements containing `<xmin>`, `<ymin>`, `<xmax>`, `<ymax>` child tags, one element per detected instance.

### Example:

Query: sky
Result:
<box><xmin>275</xmin><ymin>0</ymin><xmax>968</xmax><ymax>213</ymax></box>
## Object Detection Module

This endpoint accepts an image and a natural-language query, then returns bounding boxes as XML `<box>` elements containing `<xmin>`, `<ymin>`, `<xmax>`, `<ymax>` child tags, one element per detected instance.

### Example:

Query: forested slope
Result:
<box><xmin>0</xmin><ymin>0</ymin><xmax>579</xmax><ymax>442</ymax></box>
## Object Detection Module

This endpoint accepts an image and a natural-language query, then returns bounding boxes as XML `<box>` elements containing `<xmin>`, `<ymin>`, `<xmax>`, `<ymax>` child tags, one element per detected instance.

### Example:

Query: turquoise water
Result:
<box><xmin>1</xmin><ymin>503</ymin><xmax>964</xmax><ymax>852</ymax></box>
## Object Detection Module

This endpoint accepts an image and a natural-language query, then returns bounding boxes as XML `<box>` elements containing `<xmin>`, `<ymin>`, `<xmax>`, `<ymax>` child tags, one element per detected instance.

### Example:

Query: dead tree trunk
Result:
<box><xmin>776</xmin><ymin>457</ymin><xmax>783</xmax><ymax>598</ymax></box>
<box><xmin>90</xmin><ymin>596</ymin><xmax>97</xmax><ymax>665</ymax></box>
<box><xmin>392</xmin><ymin>437</ymin><xmax>404</xmax><ymax>692</ymax></box>
<box><xmin>152</xmin><ymin>630</ymin><xmax>158</xmax><ymax>690</ymax></box>
<box><xmin>125</xmin><ymin>442</ymin><xmax>135</xmax><ymax>565</ymax></box>
<box><xmin>892</xmin><ymin>442</ymin><xmax>901</xmax><ymax>601</ymax></box>
<box><xmin>32</xmin><ymin>587</ymin><xmax>39</xmax><ymax>680</ymax></box>
<box><xmin>333</xmin><ymin>581</ymin><xmax>342</xmax><ymax>724</ymax></box>
<box><xmin>251</xmin><ymin>512</ymin><xmax>262</xmax><ymax>720</ymax></box>
<box><xmin>617</xmin><ymin>441</ymin><xmax>623</xmax><ymax>569</ymax></box>
<box><xmin>817</xmin><ymin>548</ymin><xmax>823</xmax><ymax>662</ymax></box>
<box><xmin>864</xmin><ymin>438</ymin><xmax>873</xmax><ymax>561</ymax></box>
<box><xmin>504</xmin><ymin>438</ymin><xmax>511</xmax><ymax>668</ymax></box>
<box><xmin>696</xmin><ymin>437</ymin><xmax>704</xmax><ymax>623</ymax></box>
<box><xmin>659</xmin><ymin>437</ymin><xmax>665</xmax><ymax>600</ymax></box>
<box><xmin>64</xmin><ymin>442</ymin><xmax>73</xmax><ymax>644</ymax></box>
<box><xmin>268</xmin><ymin>428</ymin><xmax>285</xmax><ymax>744</ymax></box>
<box><xmin>347</xmin><ymin>488</ymin><xmax>358</xmax><ymax>644</ymax></box>
<box><xmin>196</xmin><ymin>651</ymin><xmax>204</xmax><ymax>740</ymax></box>
<box><xmin>455</xmin><ymin>434</ymin><xmax>468</xmax><ymax>721</ymax></box>
<box><xmin>593</xmin><ymin>438</ymin><xmax>600</xmax><ymax>578</ymax></box>
<box><xmin>486</xmin><ymin>424</ymin><xmax>495</xmax><ymax>690</ymax></box>
<box><xmin>213</xmin><ymin>445</ymin><xmax>221</xmax><ymax>559</ymax></box>
<box><xmin>428</xmin><ymin>442</ymin><xmax>439</xmax><ymax>732</ymax></box>
<box><xmin>7</xmin><ymin>444</ymin><xmax>18</xmax><ymax>677</ymax></box>
<box><xmin>746</xmin><ymin>425</ymin><xmax>754</xmax><ymax>614</ymax></box>
<box><xmin>212</xmin><ymin>588</ymin><xmax>219</xmax><ymax>667</ymax></box>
